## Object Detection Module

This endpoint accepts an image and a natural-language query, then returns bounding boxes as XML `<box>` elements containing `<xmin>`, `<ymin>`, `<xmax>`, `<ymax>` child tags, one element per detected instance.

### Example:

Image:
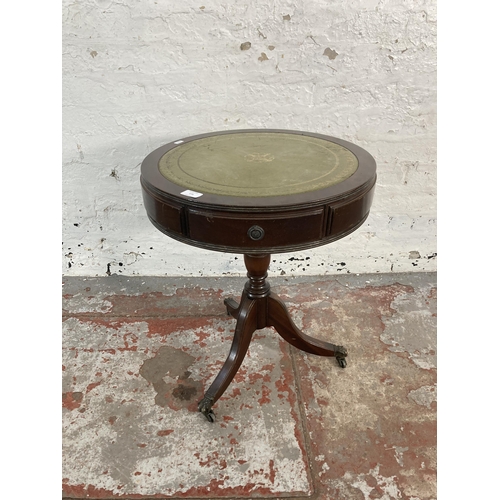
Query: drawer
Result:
<box><xmin>187</xmin><ymin>208</ymin><xmax>325</xmax><ymax>249</ymax></box>
<box><xmin>142</xmin><ymin>192</ymin><xmax>184</xmax><ymax>235</ymax></box>
<box><xmin>328</xmin><ymin>185</ymin><xmax>375</xmax><ymax>236</ymax></box>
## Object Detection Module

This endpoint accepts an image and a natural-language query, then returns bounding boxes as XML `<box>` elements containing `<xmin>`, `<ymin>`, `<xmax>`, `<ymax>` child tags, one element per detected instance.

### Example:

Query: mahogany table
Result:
<box><xmin>140</xmin><ymin>129</ymin><xmax>376</xmax><ymax>422</ymax></box>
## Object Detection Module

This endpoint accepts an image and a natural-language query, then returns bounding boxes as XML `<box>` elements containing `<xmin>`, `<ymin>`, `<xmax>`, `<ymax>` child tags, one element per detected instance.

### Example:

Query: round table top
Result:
<box><xmin>141</xmin><ymin>129</ymin><xmax>376</xmax><ymax>209</ymax></box>
<box><xmin>158</xmin><ymin>131</ymin><xmax>358</xmax><ymax>198</ymax></box>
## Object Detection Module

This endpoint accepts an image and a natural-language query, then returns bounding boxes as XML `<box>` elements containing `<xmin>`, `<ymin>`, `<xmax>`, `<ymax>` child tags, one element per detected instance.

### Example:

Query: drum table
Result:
<box><xmin>140</xmin><ymin>129</ymin><xmax>376</xmax><ymax>422</ymax></box>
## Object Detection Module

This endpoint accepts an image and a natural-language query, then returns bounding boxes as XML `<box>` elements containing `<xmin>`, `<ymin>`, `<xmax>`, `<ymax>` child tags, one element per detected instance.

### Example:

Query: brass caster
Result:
<box><xmin>334</xmin><ymin>345</ymin><xmax>348</xmax><ymax>369</ymax></box>
<box><xmin>198</xmin><ymin>396</ymin><xmax>216</xmax><ymax>423</ymax></box>
<box><xmin>337</xmin><ymin>358</ymin><xmax>347</xmax><ymax>368</ymax></box>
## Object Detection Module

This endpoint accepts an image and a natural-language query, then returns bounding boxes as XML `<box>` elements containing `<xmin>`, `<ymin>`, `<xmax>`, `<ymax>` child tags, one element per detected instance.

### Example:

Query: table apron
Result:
<box><xmin>141</xmin><ymin>179</ymin><xmax>375</xmax><ymax>254</ymax></box>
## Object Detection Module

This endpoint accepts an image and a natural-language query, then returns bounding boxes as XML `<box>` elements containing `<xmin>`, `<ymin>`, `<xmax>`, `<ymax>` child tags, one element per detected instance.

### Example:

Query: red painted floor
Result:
<box><xmin>62</xmin><ymin>273</ymin><xmax>436</xmax><ymax>499</ymax></box>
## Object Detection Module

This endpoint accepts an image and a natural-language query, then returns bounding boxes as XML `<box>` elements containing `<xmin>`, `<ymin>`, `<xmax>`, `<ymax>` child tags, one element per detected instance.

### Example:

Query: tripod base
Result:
<box><xmin>198</xmin><ymin>254</ymin><xmax>347</xmax><ymax>422</ymax></box>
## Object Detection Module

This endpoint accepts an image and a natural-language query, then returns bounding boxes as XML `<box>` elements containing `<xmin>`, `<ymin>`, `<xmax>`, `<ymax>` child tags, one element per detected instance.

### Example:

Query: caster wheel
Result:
<box><xmin>205</xmin><ymin>410</ymin><xmax>216</xmax><ymax>423</ymax></box>
<box><xmin>337</xmin><ymin>358</ymin><xmax>347</xmax><ymax>368</ymax></box>
<box><xmin>198</xmin><ymin>396</ymin><xmax>216</xmax><ymax>423</ymax></box>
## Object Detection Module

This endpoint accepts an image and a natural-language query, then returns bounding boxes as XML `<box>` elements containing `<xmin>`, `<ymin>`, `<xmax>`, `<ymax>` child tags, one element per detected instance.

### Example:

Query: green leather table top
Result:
<box><xmin>158</xmin><ymin>132</ymin><xmax>359</xmax><ymax>198</ymax></box>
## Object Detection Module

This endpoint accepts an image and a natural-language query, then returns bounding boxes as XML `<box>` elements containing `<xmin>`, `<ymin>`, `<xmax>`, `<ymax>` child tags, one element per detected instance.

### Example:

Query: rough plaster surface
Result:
<box><xmin>62</xmin><ymin>0</ymin><xmax>437</xmax><ymax>277</ymax></box>
<box><xmin>62</xmin><ymin>318</ymin><xmax>312</xmax><ymax>497</ymax></box>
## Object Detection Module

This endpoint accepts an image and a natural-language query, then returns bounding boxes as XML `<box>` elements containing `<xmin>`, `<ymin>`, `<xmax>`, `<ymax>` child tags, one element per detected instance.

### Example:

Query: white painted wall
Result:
<box><xmin>62</xmin><ymin>0</ymin><xmax>436</xmax><ymax>278</ymax></box>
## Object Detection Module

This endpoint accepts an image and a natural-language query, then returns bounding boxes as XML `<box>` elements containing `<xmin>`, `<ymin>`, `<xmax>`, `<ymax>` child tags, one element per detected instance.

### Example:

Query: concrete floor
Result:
<box><xmin>62</xmin><ymin>271</ymin><xmax>436</xmax><ymax>499</ymax></box>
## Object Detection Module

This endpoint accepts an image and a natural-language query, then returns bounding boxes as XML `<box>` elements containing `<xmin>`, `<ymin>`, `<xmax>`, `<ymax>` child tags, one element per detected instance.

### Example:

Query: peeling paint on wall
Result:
<box><xmin>323</xmin><ymin>47</ymin><xmax>338</xmax><ymax>60</ymax></box>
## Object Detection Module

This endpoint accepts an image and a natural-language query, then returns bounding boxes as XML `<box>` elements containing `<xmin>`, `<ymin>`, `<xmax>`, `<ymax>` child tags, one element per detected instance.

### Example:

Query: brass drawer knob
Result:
<box><xmin>248</xmin><ymin>225</ymin><xmax>265</xmax><ymax>241</ymax></box>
